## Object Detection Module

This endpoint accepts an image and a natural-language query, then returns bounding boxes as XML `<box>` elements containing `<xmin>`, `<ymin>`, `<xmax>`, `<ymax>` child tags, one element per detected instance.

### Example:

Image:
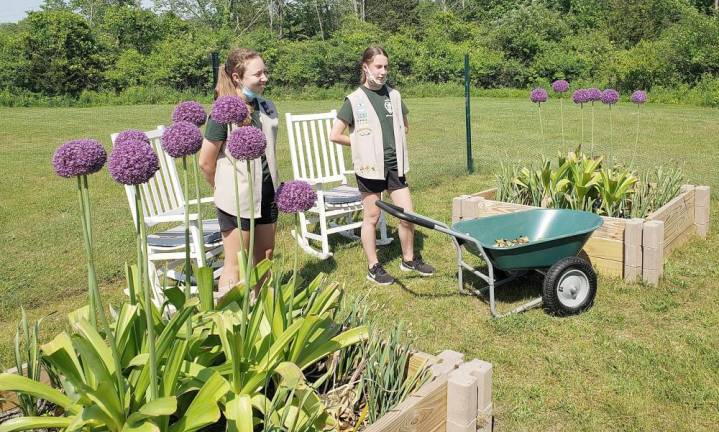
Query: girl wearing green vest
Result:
<box><xmin>329</xmin><ymin>46</ymin><xmax>434</xmax><ymax>285</ymax></box>
<box><xmin>199</xmin><ymin>48</ymin><xmax>280</xmax><ymax>297</ymax></box>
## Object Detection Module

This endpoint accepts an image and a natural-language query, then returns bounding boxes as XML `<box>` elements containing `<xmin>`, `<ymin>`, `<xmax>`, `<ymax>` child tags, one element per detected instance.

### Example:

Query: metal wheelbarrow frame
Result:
<box><xmin>376</xmin><ymin>201</ymin><xmax>604</xmax><ymax>318</ymax></box>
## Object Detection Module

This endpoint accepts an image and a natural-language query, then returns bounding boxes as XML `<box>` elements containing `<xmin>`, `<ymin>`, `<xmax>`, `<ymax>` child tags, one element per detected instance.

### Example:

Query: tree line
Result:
<box><xmin>1</xmin><ymin>0</ymin><xmax>718</xmax><ymax>105</ymax></box>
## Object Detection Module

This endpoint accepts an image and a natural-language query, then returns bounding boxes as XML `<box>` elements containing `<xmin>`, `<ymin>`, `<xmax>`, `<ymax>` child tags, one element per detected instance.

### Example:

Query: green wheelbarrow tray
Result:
<box><xmin>453</xmin><ymin>209</ymin><xmax>603</xmax><ymax>271</ymax></box>
<box><xmin>375</xmin><ymin>201</ymin><xmax>603</xmax><ymax>318</ymax></box>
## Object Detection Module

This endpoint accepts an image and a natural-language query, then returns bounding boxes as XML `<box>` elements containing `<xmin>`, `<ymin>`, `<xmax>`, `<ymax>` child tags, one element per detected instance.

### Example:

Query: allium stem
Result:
<box><xmin>538</xmin><ymin>104</ymin><xmax>545</xmax><ymax>145</ymax></box>
<box><xmin>560</xmin><ymin>97</ymin><xmax>565</xmax><ymax>150</ymax></box>
<box><xmin>609</xmin><ymin>105</ymin><xmax>613</xmax><ymax>159</ymax></box>
<box><xmin>631</xmin><ymin>104</ymin><xmax>641</xmax><ymax>167</ymax></box>
<box><xmin>246</xmin><ymin>160</ymin><xmax>255</xmax><ymax>280</ymax></box>
<box><xmin>77</xmin><ymin>175</ymin><xmax>97</xmax><ymax>328</ymax></box>
<box><xmin>232</xmin><ymin>158</ymin><xmax>247</xmax><ymax>282</ymax></box>
<box><xmin>192</xmin><ymin>154</ymin><xmax>207</xmax><ymax>267</ymax></box>
<box><xmin>181</xmin><ymin>156</ymin><xmax>192</xmax><ymax>336</ymax></box>
<box><xmin>590</xmin><ymin>102</ymin><xmax>595</xmax><ymax>156</ymax></box>
<box><xmin>580</xmin><ymin>105</ymin><xmax>584</xmax><ymax>152</ymax></box>
<box><xmin>135</xmin><ymin>186</ymin><xmax>158</xmax><ymax>401</ymax></box>
<box><xmin>77</xmin><ymin>175</ymin><xmax>126</xmax><ymax>409</ymax></box>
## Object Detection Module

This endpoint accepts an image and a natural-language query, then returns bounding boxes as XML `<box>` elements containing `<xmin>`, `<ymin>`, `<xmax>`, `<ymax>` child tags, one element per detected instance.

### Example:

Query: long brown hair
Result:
<box><xmin>359</xmin><ymin>46</ymin><xmax>388</xmax><ymax>85</ymax></box>
<box><xmin>214</xmin><ymin>48</ymin><xmax>261</xmax><ymax>99</ymax></box>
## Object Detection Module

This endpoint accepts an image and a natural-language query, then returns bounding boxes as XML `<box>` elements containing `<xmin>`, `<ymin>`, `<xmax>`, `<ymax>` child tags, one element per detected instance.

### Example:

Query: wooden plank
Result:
<box><xmin>592</xmin><ymin>216</ymin><xmax>626</xmax><ymax>242</ymax></box>
<box><xmin>364</xmin><ymin>374</ymin><xmax>449</xmax><ymax>432</ymax></box>
<box><xmin>583</xmin><ymin>237</ymin><xmax>624</xmax><ymax>262</ymax></box>
<box><xmin>408</xmin><ymin>352</ymin><xmax>439</xmax><ymax>378</ymax></box>
<box><xmin>472</xmin><ymin>188</ymin><xmax>497</xmax><ymax>200</ymax></box>
<box><xmin>664</xmin><ymin>225</ymin><xmax>697</xmax><ymax>256</ymax></box>
<box><xmin>648</xmin><ymin>187</ymin><xmax>695</xmax><ymax>253</ymax></box>
<box><xmin>588</xmin><ymin>256</ymin><xmax>624</xmax><ymax>277</ymax></box>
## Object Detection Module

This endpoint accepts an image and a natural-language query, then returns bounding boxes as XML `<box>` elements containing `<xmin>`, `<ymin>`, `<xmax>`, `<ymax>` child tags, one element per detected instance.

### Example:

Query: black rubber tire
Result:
<box><xmin>542</xmin><ymin>256</ymin><xmax>597</xmax><ymax>316</ymax></box>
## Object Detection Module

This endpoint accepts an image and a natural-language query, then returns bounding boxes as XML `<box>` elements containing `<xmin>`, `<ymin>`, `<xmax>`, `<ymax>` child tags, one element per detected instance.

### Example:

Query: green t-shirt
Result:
<box><xmin>337</xmin><ymin>85</ymin><xmax>408</xmax><ymax>171</ymax></box>
<box><xmin>204</xmin><ymin>98</ymin><xmax>271</xmax><ymax>183</ymax></box>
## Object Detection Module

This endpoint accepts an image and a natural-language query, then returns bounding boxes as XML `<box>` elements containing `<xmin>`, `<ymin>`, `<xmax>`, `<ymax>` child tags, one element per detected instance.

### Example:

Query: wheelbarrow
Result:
<box><xmin>375</xmin><ymin>201</ymin><xmax>603</xmax><ymax>318</ymax></box>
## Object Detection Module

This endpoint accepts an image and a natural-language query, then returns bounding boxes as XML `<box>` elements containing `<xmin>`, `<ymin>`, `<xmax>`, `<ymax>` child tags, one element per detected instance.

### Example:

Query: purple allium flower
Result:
<box><xmin>161</xmin><ymin>121</ymin><xmax>203</xmax><ymax>158</ymax></box>
<box><xmin>530</xmin><ymin>88</ymin><xmax>548</xmax><ymax>104</ymax></box>
<box><xmin>630</xmin><ymin>90</ymin><xmax>647</xmax><ymax>104</ymax></box>
<box><xmin>572</xmin><ymin>89</ymin><xmax>589</xmax><ymax>105</ymax></box>
<box><xmin>172</xmin><ymin>101</ymin><xmax>207</xmax><ymax>126</ymax></box>
<box><xmin>552</xmin><ymin>80</ymin><xmax>569</xmax><ymax>93</ymax></box>
<box><xmin>227</xmin><ymin>126</ymin><xmax>266</xmax><ymax>161</ymax></box>
<box><xmin>108</xmin><ymin>140</ymin><xmax>159</xmax><ymax>185</ymax></box>
<box><xmin>115</xmin><ymin>129</ymin><xmax>150</xmax><ymax>147</ymax></box>
<box><xmin>211</xmin><ymin>96</ymin><xmax>249</xmax><ymax>125</ymax></box>
<box><xmin>276</xmin><ymin>180</ymin><xmax>317</xmax><ymax>213</ymax></box>
<box><xmin>586</xmin><ymin>87</ymin><xmax>602</xmax><ymax>102</ymax></box>
<box><xmin>601</xmin><ymin>89</ymin><xmax>620</xmax><ymax>105</ymax></box>
<box><xmin>52</xmin><ymin>139</ymin><xmax>107</xmax><ymax>178</ymax></box>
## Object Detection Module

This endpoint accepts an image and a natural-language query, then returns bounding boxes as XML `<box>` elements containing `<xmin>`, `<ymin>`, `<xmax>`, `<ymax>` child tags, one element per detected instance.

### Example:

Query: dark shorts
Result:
<box><xmin>356</xmin><ymin>170</ymin><xmax>408</xmax><ymax>194</ymax></box>
<box><xmin>216</xmin><ymin>179</ymin><xmax>278</xmax><ymax>232</ymax></box>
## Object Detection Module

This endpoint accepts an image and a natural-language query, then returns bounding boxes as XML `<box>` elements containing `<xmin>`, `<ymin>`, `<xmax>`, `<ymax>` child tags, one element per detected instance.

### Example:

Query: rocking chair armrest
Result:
<box><xmin>145</xmin><ymin>213</ymin><xmax>200</xmax><ymax>225</ymax></box>
<box><xmin>186</xmin><ymin>196</ymin><xmax>214</xmax><ymax>206</ymax></box>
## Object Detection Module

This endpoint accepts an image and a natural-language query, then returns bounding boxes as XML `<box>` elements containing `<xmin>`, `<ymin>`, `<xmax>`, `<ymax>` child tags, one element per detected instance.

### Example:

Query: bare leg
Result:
<box><xmin>217</xmin><ymin>228</ymin><xmax>241</xmax><ymax>297</ymax></box>
<box><xmin>389</xmin><ymin>187</ymin><xmax>415</xmax><ymax>262</ymax></box>
<box><xmin>241</xmin><ymin>223</ymin><xmax>276</xmax><ymax>265</ymax></box>
<box><xmin>241</xmin><ymin>223</ymin><xmax>276</xmax><ymax>297</ymax></box>
<box><xmin>360</xmin><ymin>192</ymin><xmax>382</xmax><ymax>268</ymax></box>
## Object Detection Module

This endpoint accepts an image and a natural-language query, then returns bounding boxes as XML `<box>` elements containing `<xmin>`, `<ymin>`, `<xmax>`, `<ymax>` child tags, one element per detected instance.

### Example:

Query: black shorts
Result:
<box><xmin>216</xmin><ymin>179</ymin><xmax>278</xmax><ymax>232</ymax></box>
<box><xmin>356</xmin><ymin>170</ymin><xmax>408</xmax><ymax>194</ymax></box>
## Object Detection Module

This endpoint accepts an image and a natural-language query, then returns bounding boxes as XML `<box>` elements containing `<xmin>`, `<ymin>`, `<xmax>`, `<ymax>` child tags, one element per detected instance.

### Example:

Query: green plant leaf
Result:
<box><xmin>41</xmin><ymin>332</ymin><xmax>85</xmax><ymax>388</ymax></box>
<box><xmin>0</xmin><ymin>373</ymin><xmax>77</xmax><ymax>413</ymax></box>
<box><xmin>169</xmin><ymin>371</ymin><xmax>230</xmax><ymax>432</ymax></box>
<box><xmin>224</xmin><ymin>394</ymin><xmax>253</xmax><ymax>432</ymax></box>
<box><xmin>0</xmin><ymin>416</ymin><xmax>74</xmax><ymax>432</ymax></box>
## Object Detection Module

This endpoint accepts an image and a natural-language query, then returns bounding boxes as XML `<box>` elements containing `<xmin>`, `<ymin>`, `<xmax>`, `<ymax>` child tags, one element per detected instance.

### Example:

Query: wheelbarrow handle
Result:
<box><xmin>375</xmin><ymin>200</ymin><xmax>437</xmax><ymax>230</ymax></box>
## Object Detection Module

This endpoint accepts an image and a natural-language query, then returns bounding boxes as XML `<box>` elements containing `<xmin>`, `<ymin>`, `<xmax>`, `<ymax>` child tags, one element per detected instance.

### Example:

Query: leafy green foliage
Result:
<box><xmin>496</xmin><ymin>150</ymin><xmax>683</xmax><ymax>218</ymax></box>
<box><xmin>2</xmin><ymin>2</ymin><xmax>719</xmax><ymax>104</ymax></box>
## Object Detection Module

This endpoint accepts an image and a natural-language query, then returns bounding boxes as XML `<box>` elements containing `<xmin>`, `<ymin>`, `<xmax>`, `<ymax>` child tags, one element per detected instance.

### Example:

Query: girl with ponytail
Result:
<box><xmin>199</xmin><ymin>48</ymin><xmax>280</xmax><ymax>297</ymax></box>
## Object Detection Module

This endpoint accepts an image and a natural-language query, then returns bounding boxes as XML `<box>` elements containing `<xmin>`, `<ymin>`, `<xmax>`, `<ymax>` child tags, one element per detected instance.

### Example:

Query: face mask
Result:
<box><xmin>364</xmin><ymin>67</ymin><xmax>387</xmax><ymax>86</ymax></box>
<box><xmin>242</xmin><ymin>86</ymin><xmax>258</xmax><ymax>101</ymax></box>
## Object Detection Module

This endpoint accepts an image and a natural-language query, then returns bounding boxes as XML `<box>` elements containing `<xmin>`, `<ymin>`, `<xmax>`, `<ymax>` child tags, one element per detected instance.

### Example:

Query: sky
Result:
<box><xmin>0</xmin><ymin>0</ymin><xmax>155</xmax><ymax>23</ymax></box>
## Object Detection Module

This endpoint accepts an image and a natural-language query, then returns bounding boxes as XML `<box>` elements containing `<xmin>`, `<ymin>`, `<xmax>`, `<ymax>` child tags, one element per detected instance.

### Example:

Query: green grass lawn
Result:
<box><xmin>1</xmin><ymin>97</ymin><xmax>717</xmax><ymax>430</ymax></box>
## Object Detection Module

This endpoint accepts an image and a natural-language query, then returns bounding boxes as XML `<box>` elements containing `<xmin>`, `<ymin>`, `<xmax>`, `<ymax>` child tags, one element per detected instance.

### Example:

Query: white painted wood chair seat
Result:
<box><xmin>285</xmin><ymin>111</ymin><xmax>392</xmax><ymax>259</ymax></box>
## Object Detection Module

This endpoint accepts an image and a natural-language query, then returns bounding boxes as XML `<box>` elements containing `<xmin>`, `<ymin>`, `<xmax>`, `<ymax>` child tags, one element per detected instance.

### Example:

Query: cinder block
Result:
<box><xmin>438</xmin><ymin>350</ymin><xmax>465</xmax><ymax>367</ymax></box>
<box><xmin>452</xmin><ymin>195</ymin><xmax>469</xmax><ymax>223</ymax></box>
<box><xmin>430</xmin><ymin>361</ymin><xmax>456</xmax><ymax>378</ymax></box>
<box><xmin>695</xmin><ymin>186</ymin><xmax>710</xmax><ymax>238</ymax></box>
<box><xmin>446</xmin><ymin>418</ymin><xmax>477</xmax><ymax>432</ymax></box>
<box><xmin>642</xmin><ymin>220</ymin><xmax>664</xmax><ymax>285</ymax></box>
<box><xmin>460</xmin><ymin>196</ymin><xmax>484</xmax><ymax>221</ymax></box>
<box><xmin>447</xmin><ymin>373</ymin><xmax>478</xmax><ymax>425</ymax></box>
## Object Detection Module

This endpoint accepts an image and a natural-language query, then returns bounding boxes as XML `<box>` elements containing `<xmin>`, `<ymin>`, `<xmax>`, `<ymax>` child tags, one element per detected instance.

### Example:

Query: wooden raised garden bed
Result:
<box><xmin>452</xmin><ymin>185</ymin><xmax>711</xmax><ymax>286</ymax></box>
<box><xmin>1</xmin><ymin>352</ymin><xmax>494</xmax><ymax>432</ymax></box>
<box><xmin>365</xmin><ymin>350</ymin><xmax>493</xmax><ymax>432</ymax></box>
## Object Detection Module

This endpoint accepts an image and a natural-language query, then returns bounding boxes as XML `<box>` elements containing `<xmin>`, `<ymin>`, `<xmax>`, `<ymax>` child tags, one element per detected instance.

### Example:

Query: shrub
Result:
<box><xmin>20</xmin><ymin>10</ymin><xmax>104</xmax><ymax>96</ymax></box>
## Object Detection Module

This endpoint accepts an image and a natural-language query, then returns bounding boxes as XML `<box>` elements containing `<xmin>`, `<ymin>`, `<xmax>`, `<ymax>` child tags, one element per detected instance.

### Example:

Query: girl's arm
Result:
<box><xmin>329</xmin><ymin>118</ymin><xmax>351</xmax><ymax>146</ymax></box>
<box><xmin>403</xmin><ymin>115</ymin><xmax>409</xmax><ymax>134</ymax></box>
<box><xmin>199</xmin><ymin>138</ymin><xmax>222</xmax><ymax>187</ymax></box>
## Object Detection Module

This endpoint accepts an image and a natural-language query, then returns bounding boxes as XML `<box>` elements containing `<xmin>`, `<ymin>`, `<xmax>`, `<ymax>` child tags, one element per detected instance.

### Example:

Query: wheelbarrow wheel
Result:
<box><xmin>542</xmin><ymin>256</ymin><xmax>597</xmax><ymax>316</ymax></box>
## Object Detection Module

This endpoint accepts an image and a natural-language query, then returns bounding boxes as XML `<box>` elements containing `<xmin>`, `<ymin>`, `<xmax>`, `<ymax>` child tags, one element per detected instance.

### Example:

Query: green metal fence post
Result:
<box><xmin>464</xmin><ymin>54</ymin><xmax>474</xmax><ymax>173</ymax></box>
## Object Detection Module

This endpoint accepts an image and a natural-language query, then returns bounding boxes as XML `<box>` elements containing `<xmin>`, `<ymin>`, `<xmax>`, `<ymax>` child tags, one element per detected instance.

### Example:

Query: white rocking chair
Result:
<box><xmin>285</xmin><ymin>110</ymin><xmax>392</xmax><ymax>259</ymax></box>
<box><xmin>111</xmin><ymin>126</ymin><xmax>224</xmax><ymax>305</ymax></box>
